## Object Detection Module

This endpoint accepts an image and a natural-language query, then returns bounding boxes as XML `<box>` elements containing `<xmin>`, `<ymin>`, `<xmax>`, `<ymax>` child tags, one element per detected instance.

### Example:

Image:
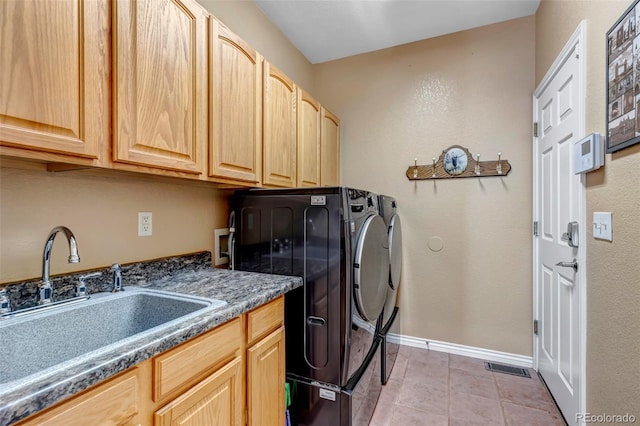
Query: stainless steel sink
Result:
<box><xmin>0</xmin><ymin>288</ymin><xmax>226</xmax><ymax>385</ymax></box>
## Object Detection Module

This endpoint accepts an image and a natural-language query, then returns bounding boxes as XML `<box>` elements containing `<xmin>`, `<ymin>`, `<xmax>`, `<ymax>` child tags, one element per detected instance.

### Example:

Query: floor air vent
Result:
<box><xmin>484</xmin><ymin>362</ymin><xmax>531</xmax><ymax>378</ymax></box>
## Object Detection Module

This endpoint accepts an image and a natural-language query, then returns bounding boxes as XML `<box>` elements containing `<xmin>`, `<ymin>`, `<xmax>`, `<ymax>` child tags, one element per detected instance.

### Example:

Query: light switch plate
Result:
<box><xmin>593</xmin><ymin>212</ymin><xmax>612</xmax><ymax>241</ymax></box>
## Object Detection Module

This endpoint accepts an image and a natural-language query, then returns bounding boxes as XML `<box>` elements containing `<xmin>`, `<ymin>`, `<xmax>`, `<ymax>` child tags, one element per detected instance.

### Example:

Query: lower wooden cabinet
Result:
<box><xmin>247</xmin><ymin>327</ymin><xmax>285</xmax><ymax>426</ymax></box>
<box><xmin>15</xmin><ymin>297</ymin><xmax>285</xmax><ymax>426</ymax></box>
<box><xmin>154</xmin><ymin>356</ymin><xmax>243</xmax><ymax>426</ymax></box>
<box><xmin>16</xmin><ymin>368</ymin><xmax>141</xmax><ymax>426</ymax></box>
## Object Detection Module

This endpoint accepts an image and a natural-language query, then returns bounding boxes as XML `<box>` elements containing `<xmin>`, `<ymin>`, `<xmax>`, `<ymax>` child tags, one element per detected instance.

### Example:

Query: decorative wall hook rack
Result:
<box><xmin>406</xmin><ymin>145</ymin><xmax>511</xmax><ymax>180</ymax></box>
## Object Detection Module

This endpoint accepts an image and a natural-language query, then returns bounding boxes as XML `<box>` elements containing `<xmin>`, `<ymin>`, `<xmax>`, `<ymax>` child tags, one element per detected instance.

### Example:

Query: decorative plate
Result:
<box><xmin>443</xmin><ymin>147</ymin><xmax>468</xmax><ymax>175</ymax></box>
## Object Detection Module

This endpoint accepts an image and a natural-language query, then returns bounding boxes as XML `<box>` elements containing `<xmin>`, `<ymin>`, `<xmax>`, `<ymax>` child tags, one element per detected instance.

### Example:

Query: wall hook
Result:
<box><xmin>405</xmin><ymin>145</ymin><xmax>512</xmax><ymax>180</ymax></box>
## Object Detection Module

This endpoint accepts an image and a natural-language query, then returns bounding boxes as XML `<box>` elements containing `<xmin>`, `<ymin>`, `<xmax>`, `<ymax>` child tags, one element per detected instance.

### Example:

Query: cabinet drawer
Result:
<box><xmin>17</xmin><ymin>368</ymin><xmax>140</xmax><ymax>426</ymax></box>
<box><xmin>247</xmin><ymin>296</ymin><xmax>284</xmax><ymax>345</ymax></box>
<box><xmin>153</xmin><ymin>318</ymin><xmax>242</xmax><ymax>402</ymax></box>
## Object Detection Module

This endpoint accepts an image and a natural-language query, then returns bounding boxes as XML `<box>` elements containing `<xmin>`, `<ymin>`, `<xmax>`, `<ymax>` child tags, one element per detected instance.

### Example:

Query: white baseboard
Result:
<box><xmin>387</xmin><ymin>333</ymin><xmax>533</xmax><ymax>368</ymax></box>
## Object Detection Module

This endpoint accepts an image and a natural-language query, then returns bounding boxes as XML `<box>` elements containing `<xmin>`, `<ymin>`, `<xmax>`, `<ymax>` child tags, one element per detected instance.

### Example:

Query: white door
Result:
<box><xmin>533</xmin><ymin>23</ymin><xmax>586</xmax><ymax>425</ymax></box>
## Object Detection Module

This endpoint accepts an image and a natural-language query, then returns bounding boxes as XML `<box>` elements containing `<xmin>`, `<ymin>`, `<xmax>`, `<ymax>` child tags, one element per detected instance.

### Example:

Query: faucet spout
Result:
<box><xmin>40</xmin><ymin>226</ymin><xmax>80</xmax><ymax>304</ymax></box>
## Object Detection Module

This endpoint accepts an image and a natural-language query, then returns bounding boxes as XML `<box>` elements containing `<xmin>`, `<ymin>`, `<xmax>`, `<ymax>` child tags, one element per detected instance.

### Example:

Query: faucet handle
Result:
<box><xmin>111</xmin><ymin>263</ymin><xmax>123</xmax><ymax>292</ymax></box>
<box><xmin>38</xmin><ymin>282</ymin><xmax>53</xmax><ymax>305</ymax></box>
<box><xmin>0</xmin><ymin>288</ymin><xmax>11</xmax><ymax>315</ymax></box>
<box><xmin>77</xmin><ymin>271</ymin><xmax>102</xmax><ymax>297</ymax></box>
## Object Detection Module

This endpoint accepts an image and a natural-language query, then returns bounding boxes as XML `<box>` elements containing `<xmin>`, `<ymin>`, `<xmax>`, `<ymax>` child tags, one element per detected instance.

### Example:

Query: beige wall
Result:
<box><xmin>0</xmin><ymin>0</ymin><xmax>315</xmax><ymax>284</ymax></box>
<box><xmin>199</xmin><ymin>0</ymin><xmax>315</xmax><ymax>92</ymax></box>
<box><xmin>315</xmin><ymin>17</ymin><xmax>536</xmax><ymax>356</ymax></box>
<box><xmin>0</xmin><ymin>159</ymin><xmax>230</xmax><ymax>282</ymax></box>
<box><xmin>536</xmin><ymin>0</ymin><xmax>640</xmax><ymax>417</ymax></box>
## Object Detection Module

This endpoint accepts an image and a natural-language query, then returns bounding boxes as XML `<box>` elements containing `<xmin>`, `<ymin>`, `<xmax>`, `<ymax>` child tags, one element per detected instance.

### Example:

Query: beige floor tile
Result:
<box><xmin>377</xmin><ymin>378</ymin><xmax>403</xmax><ymax>405</ymax></box>
<box><xmin>502</xmin><ymin>401</ymin><xmax>566</xmax><ymax>426</ymax></box>
<box><xmin>450</xmin><ymin>391</ymin><xmax>505</xmax><ymax>425</ymax></box>
<box><xmin>403</xmin><ymin>358</ymin><xmax>450</xmax><ymax>389</ymax></box>
<box><xmin>450</xmin><ymin>417</ymin><xmax>505</xmax><ymax>426</ymax></box>
<box><xmin>368</xmin><ymin>348</ymin><xmax>565</xmax><ymax>426</ymax></box>
<box><xmin>412</xmin><ymin>348</ymin><xmax>449</xmax><ymax>364</ymax></box>
<box><xmin>449</xmin><ymin>354</ymin><xmax>494</xmax><ymax>376</ymax></box>
<box><xmin>398</xmin><ymin>345</ymin><xmax>429</xmax><ymax>359</ymax></box>
<box><xmin>396</xmin><ymin>380</ymin><xmax>449</xmax><ymax>416</ymax></box>
<box><xmin>496</xmin><ymin>377</ymin><xmax>555</xmax><ymax>412</ymax></box>
<box><xmin>369</xmin><ymin>398</ymin><xmax>395</xmax><ymax>426</ymax></box>
<box><xmin>388</xmin><ymin>354</ymin><xmax>408</xmax><ymax>381</ymax></box>
<box><xmin>390</xmin><ymin>405</ymin><xmax>449</xmax><ymax>426</ymax></box>
<box><xmin>450</xmin><ymin>367</ymin><xmax>500</xmax><ymax>399</ymax></box>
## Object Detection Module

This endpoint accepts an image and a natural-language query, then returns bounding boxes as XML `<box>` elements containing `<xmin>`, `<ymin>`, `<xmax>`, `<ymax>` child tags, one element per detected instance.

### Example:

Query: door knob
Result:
<box><xmin>556</xmin><ymin>258</ymin><xmax>578</xmax><ymax>272</ymax></box>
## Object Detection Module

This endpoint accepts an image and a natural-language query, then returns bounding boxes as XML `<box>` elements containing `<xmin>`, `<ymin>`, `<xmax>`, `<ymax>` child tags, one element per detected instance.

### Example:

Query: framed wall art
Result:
<box><xmin>607</xmin><ymin>0</ymin><xmax>640</xmax><ymax>153</ymax></box>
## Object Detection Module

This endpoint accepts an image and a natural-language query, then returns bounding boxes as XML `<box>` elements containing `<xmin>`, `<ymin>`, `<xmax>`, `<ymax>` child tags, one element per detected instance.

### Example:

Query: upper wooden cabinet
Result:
<box><xmin>112</xmin><ymin>0</ymin><xmax>207</xmax><ymax>175</ymax></box>
<box><xmin>0</xmin><ymin>0</ymin><xmax>109</xmax><ymax>159</ymax></box>
<box><xmin>296</xmin><ymin>89</ymin><xmax>321</xmax><ymax>187</ymax></box>
<box><xmin>320</xmin><ymin>107</ymin><xmax>340</xmax><ymax>186</ymax></box>
<box><xmin>263</xmin><ymin>62</ymin><xmax>297</xmax><ymax>188</ymax></box>
<box><xmin>209</xmin><ymin>20</ymin><xmax>262</xmax><ymax>185</ymax></box>
<box><xmin>1</xmin><ymin>1</ymin><xmax>340</xmax><ymax>187</ymax></box>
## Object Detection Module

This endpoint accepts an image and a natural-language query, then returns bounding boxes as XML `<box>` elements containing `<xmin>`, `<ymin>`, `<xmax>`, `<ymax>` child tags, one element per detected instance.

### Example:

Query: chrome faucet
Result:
<box><xmin>111</xmin><ymin>263</ymin><xmax>123</xmax><ymax>292</ymax></box>
<box><xmin>39</xmin><ymin>226</ymin><xmax>80</xmax><ymax>305</ymax></box>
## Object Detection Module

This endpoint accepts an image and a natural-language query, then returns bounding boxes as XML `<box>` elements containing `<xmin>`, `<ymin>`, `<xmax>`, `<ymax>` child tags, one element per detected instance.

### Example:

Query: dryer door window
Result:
<box><xmin>353</xmin><ymin>215</ymin><xmax>389</xmax><ymax>322</ymax></box>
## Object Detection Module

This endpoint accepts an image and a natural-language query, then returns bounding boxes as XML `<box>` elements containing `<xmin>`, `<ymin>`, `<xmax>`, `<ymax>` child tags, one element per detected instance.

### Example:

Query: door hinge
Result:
<box><xmin>533</xmin><ymin>221</ymin><xmax>539</xmax><ymax>237</ymax></box>
<box><xmin>533</xmin><ymin>122</ymin><xmax>539</xmax><ymax>137</ymax></box>
<box><xmin>534</xmin><ymin>319</ymin><xmax>539</xmax><ymax>335</ymax></box>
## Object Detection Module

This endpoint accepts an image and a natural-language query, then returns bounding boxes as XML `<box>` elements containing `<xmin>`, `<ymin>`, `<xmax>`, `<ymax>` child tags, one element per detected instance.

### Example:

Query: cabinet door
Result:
<box><xmin>154</xmin><ymin>356</ymin><xmax>243</xmax><ymax>426</ymax></box>
<box><xmin>17</xmin><ymin>368</ymin><xmax>140</xmax><ymax>426</ymax></box>
<box><xmin>0</xmin><ymin>0</ymin><xmax>108</xmax><ymax>159</ymax></box>
<box><xmin>263</xmin><ymin>62</ymin><xmax>296</xmax><ymax>188</ymax></box>
<box><xmin>297</xmin><ymin>89</ymin><xmax>321</xmax><ymax>187</ymax></box>
<box><xmin>320</xmin><ymin>107</ymin><xmax>340</xmax><ymax>186</ymax></box>
<box><xmin>247</xmin><ymin>327</ymin><xmax>285</xmax><ymax>426</ymax></box>
<box><xmin>113</xmin><ymin>0</ymin><xmax>207</xmax><ymax>175</ymax></box>
<box><xmin>209</xmin><ymin>20</ymin><xmax>262</xmax><ymax>185</ymax></box>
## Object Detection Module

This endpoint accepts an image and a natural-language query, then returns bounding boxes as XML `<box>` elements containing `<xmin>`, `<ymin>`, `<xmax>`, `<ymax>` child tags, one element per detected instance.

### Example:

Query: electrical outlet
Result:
<box><xmin>138</xmin><ymin>212</ymin><xmax>152</xmax><ymax>236</ymax></box>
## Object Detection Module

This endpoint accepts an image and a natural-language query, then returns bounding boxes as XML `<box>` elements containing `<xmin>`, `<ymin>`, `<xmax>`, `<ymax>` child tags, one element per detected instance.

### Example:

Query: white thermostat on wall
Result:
<box><xmin>574</xmin><ymin>132</ymin><xmax>604</xmax><ymax>174</ymax></box>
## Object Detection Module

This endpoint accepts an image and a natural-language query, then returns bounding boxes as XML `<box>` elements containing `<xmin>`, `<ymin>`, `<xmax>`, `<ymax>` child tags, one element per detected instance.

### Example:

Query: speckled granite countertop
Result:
<box><xmin>0</xmin><ymin>259</ymin><xmax>302</xmax><ymax>425</ymax></box>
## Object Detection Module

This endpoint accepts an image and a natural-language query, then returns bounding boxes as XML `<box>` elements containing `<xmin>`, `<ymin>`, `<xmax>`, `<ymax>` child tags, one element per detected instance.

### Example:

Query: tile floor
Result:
<box><xmin>370</xmin><ymin>345</ymin><xmax>566</xmax><ymax>426</ymax></box>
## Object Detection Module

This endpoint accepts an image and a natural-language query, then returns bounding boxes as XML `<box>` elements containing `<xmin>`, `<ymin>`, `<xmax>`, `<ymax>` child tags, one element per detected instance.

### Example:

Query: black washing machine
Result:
<box><xmin>230</xmin><ymin>187</ymin><xmax>388</xmax><ymax>425</ymax></box>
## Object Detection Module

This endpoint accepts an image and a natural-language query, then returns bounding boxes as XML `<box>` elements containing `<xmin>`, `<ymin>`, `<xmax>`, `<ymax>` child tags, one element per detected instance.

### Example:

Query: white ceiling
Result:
<box><xmin>254</xmin><ymin>0</ymin><xmax>540</xmax><ymax>64</ymax></box>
